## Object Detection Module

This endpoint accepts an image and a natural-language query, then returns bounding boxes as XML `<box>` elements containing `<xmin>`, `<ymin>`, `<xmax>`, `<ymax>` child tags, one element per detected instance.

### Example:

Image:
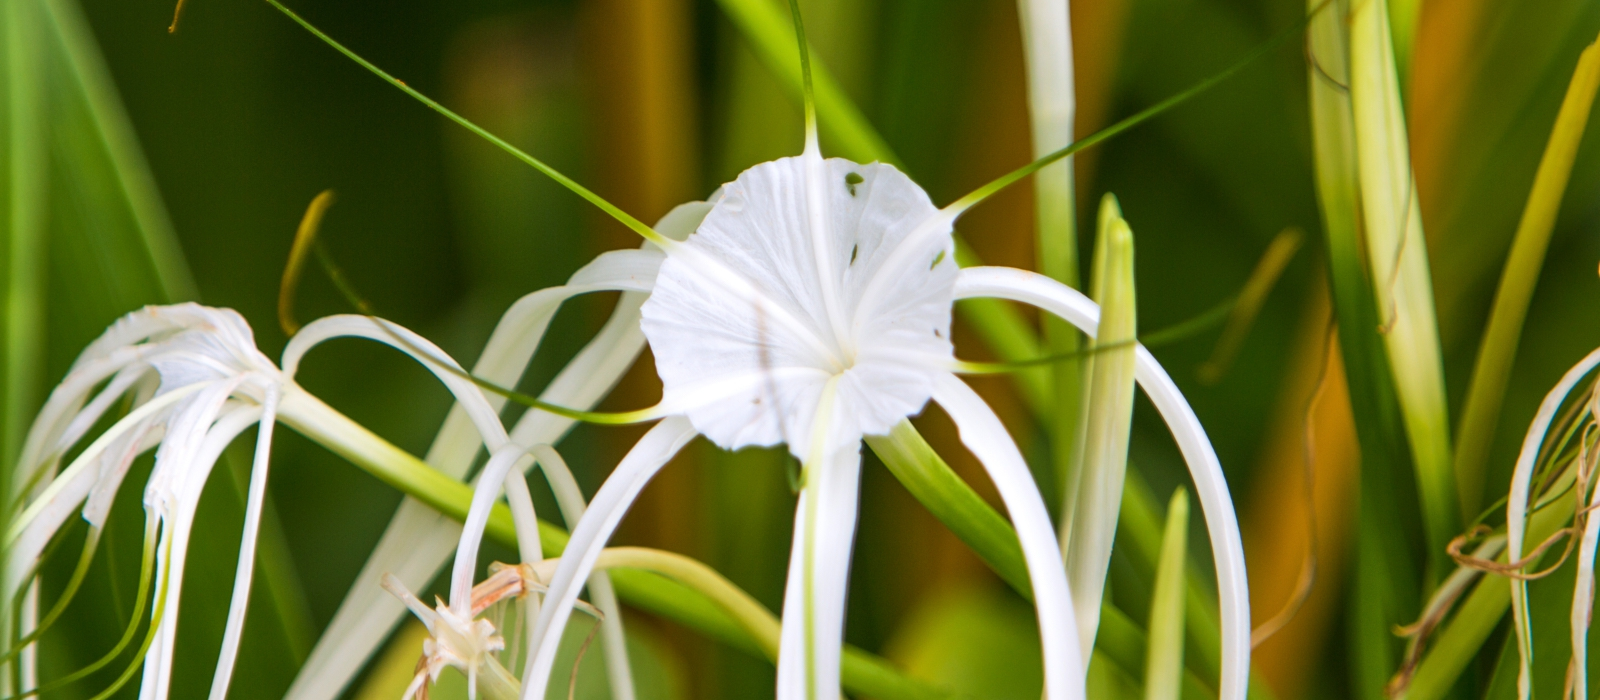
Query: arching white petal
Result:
<box><xmin>642</xmin><ymin>157</ymin><xmax>956</xmax><ymax>459</ymax></box>
<box><xmin>932</xmin><ymin>373</ymin><xmax>1084</xmax><ymax>700</ymax></box>
<box><xmin>449</xmin><ymin>445</ymin><xmax>531</xmax><ymax>612</ymax></box>
<box><xmin>531</xmin><ymin>444</ymin><xmax>634</xmax><ymax>700</ymax></box>
<box><xmin>953</xmin><ymin>266</ymin><xmax>1250</xmax><ymax>700</ymax></box>
<box><xmin>281</xmin><ymin>316</ymin><xmax>512</xmax><ymax>451</ymax></box>
<box><xmin>520</xmin><ymin>417</ymin><xmax>696</xmax><ymax>700</ymax></box>
<box><xmin>1505</xmin><ymin>346</ymin><xmax>1600</xmax><ymax>698</ymax></box>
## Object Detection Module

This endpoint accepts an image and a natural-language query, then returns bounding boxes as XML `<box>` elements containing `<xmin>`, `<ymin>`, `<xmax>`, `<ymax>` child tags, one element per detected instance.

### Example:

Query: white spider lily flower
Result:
<box><xmin>4</xmin><ymin>303</ymin><xmax>282</xmax><ymax>700</ymax></box>
<box><xmin>515</xmin><ymin>144</ymin><xmax>1252</xmax><ymax>700</ymax></box>
<box><xmin>6</xmin><ymin>302</ymin><xmax>552</xmax><ymax>700</ymax></box>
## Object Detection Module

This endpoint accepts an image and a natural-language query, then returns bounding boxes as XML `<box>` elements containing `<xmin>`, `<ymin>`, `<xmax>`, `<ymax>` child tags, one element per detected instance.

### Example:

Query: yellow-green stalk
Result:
<box><xmin>1145</xmin><ymin>488</ymin><xmax>1189</xmax><ymax>700</ymax></box>
<box><xmin>1349</xmin><ymin>0</ymin><xmax>1458</xmax><ymax>568</ymax></box>
<box><xmin>1063</xmin><ymin>204</ymin><xmax>1137</xmax><ymax>662</ymax></box>
<box><xmin>1453</xmin><ymin>33</ymin><xmax>1600</xmax><ymax>513</ymax></box>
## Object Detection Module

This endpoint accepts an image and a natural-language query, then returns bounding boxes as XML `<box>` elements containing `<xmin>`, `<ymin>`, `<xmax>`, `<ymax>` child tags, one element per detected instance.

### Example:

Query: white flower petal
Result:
<box><xmin>531</xmin><ymin>444</ymin><xmax>633</xmax><ymax>700</ymax></box>
<box><xmin>520</xmin><ymin>416</ymin><xmax>696</xmax><ymax>700</ymax></box>
<box><xmin>642</xmin><ymin>156</ymin><xmax>955</xmax><ymax>458</ymax></box>
<box><xmin>931</xmin><ymin>373</ymin><xmax>1084</xmax><ymax>700</ymax></box>
<box><xmin>281</xmin><ymin>315</ymin><xmax>512</xmax><ymax>451</ymax></box>
<box><xmin>953</xmin><ymin>266</ymin><xmax>1250</xmax><ymax>700</ymax></box>
<box><xmin>774</xmin><ymin>413</ymin><xmax>863</xmax><ymax>700</ymax></box>
<box><xmin>208</xmin><ymin>383</ymin><xmax>281</xmax><ymax>700</ymax></box>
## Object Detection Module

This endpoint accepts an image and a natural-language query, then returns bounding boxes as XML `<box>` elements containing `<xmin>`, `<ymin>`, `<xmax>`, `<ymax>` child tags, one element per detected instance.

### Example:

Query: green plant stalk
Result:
<box><xmin>275</xmin><ymin>388</ymin><xmax>941</xmax><ymax>700</ymax></box>
<box><xmin>1350</xmin><ymin>0</ymin><xmax>1459</xmax><ymax>569</ymax></box>
<box><xmin>1399</xmin><ymin>490</ymin><xmax>1575</xmax><ymax>700</ymax></box>
<box><xmin>1453</xmin><ymin>35</ymin><xmax>1600</xmax><ymax>514</ymax></box>
<box><xmin>867</xmin><ymin>421</ymin><xmax>1033</xmax><ymax>597</ymax></box>
<box><xmin>1064</xmin><ymin>213</ymin><xmax>1137</xmax><ymax>659</ymax></box>
<box><xmin>712</xmin><ymin>0</ymin><xmax>898</xmax><ymax>166</ymax></box>
<box><xmin>1306</xmin><ymin>0</ymin><xmax>1422</xmax><ymax>693</ymax></box>
<box><xmin>1015</xmin><ymin>0</ymin><xmax>1083</xmax><ymax>525</ymax></box>
<box><xmin>1145</xmin><ymin>489</ymin><xmax>1189</xmax><ymax>700</ymax></box>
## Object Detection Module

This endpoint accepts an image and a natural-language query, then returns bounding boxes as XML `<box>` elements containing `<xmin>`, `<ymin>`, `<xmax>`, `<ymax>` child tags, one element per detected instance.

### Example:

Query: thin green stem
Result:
<box><xmin>943</xmin><ymin>0</ymin><xmax>1330</xmax><ymax>216</ymax></box>
<box><xmin>1453</xmin><ymin>33</ymin><xmax>1600</xmax><ymax>513</ymax></box>
<box><xmin>263</xmin><ymin>0</ymin><xmax>668</xmax><ymax>248</ymax></box>
<box><xmin>0</xmin><ymin>528</ymin><xmax>99</xmax><ymax>664</ymax></box>
<box><xmin>783</xmin><ymin>0</ymin><xmax>817</xmax><ymax>150</ymax></box>
<box><xmin>11</xmin><ymin>517</ymin><xmax>157</xmax><ymax>699</ymax></box>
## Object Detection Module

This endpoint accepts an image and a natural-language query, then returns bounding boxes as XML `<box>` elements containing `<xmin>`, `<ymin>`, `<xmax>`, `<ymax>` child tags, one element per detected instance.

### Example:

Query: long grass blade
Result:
<box><xmin>1453</xmin><ymin>31</ymin><xmax>1600</xmax><ymax>514</ymax></box>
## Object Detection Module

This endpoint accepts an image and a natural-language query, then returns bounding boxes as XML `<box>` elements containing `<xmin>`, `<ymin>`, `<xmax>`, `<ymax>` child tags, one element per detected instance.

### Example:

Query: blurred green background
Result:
<box><xmin>8</xmin><ymin>0</ymin><xmax>1600</xmax><ymax>697</ymax></box>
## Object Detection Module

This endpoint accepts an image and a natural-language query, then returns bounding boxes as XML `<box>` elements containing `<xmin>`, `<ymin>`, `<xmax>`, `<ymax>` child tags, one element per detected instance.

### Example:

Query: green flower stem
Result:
<box><xmin>1453</xmin><ymin>34</ymin><xmax>1600</xmax><ymax>514</ymax></box>
<box><xmin>712</xmin><ymin>0</ymin><xmax>898</xmax><ymax>166</ymax></box>
<box><xmin>867</xmin><ymin>421</ymin><xmax>1033</xmax><ymax>596</ymax></box>
<box><xmin>2</xmin><ymin>0</ymin><xmax>48</xmax><ymax>508</ymax></box>
<box><xmin>275</xmin><ymin>388</ymin><xmax>944</xmax><ymax>700</ymax></box>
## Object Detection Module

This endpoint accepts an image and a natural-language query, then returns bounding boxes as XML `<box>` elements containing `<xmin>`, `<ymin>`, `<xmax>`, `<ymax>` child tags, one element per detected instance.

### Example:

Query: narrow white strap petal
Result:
<box><xmin>208</xmin><ymin>384</ymin><xmax>282</xmax><ymax>700</ymax></box>
<box><xmin>281</xmin><ymin>315</ymin><xmax>511</xmax><ymax>451</ymax></box>
<box><xmin>1572</xmin><ymin>472</ymin><xmax>1600</xmax><ymax>700</ymax></box>
<box><xmin>932</xmin><ymin>373</ymin><xmax>1085</xmax><ymax>700</ymax></box>
<box><xmin>953</xmin><ymin>266</ymin><xmax>1250</xmax><ymax>700</ymax></box>
<box><xmin>521</xmin><ymin>417</ymin><xmax>696</xmax><ymax>700</ymax></box>
<box><xmin>774</xmin><ymin>441</ymin><xmax>862</xmax><ymax>700</ymax></box>
<box><xmin>450</xmin><ymin>445</ymin><xmax>530</xmax><ymax>612</ymax></box>
<box><xmin>1506</xmin><ymin>346</ymin><xmax>1600</xmax><ymax>697</ymax></box>
<box><xmin>531</xmin><ymin>444</ymin><xmax>635</xmax><ymax>700</ymax></box>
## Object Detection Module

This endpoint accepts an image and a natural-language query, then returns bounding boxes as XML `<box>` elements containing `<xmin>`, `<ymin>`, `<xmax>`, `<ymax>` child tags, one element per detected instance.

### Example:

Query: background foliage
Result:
<box><xmin>6</xmin><ymin>0</ymin><xmax>1600</xmax><ymax>697</ymax></box>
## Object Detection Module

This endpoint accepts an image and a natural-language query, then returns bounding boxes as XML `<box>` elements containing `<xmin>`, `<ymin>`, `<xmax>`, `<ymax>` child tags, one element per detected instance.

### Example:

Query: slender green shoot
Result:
<box><xmin>784</xmin><ymin>0</ymin><xmax>818</xmax><ymax>152</ymax></box>
<box><xmin>941</xmin><ymin>0</ymin><xmax>1332</xmax><ymax>217</ymax></box>
<box><xmin>279</xmin><ymin>189</ymin><xmax>337</xmax><ymax>336</ymax></box>
<box><xmin>1145</xmin><ymin>488</ymin><xmax>1189</xmax><ymax>700</ymax></box>
<box><xmin>262</xmin><ymin>0</ymin><xmax>669</xmax><ymax>248</ymax></box>
<box><xmin>0</xmin><ymin>528</ymin><xmax>100</xmax><ymax>664</ymax></box>
<box><xmin>1197</xmin><ymin>227</ymin><xmax>1304</xmax><ymax>384</ymax></box>
<box><xmin>1454</xmin><ymin>31</ymin><xmax>1600</xmax><ymax>513</ymax></box>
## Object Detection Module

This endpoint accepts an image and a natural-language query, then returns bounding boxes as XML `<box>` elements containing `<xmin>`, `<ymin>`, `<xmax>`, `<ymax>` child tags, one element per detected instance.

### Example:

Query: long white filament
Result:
<box><xmin>530</xmin><ymin>444</ymin><xmax>635</xmax><ymax>700</ymax></box>
<box><xmin>1505</xmin><ymin>346</ymin><xmax>1600</xmax><ymax>699</ymax></box>
<box><xmin>932</xmin><ymin>373</ymin><xmax>1084</xmax><ymax>700</ymax></box>
<box><xmin>953</xmin><ymin>266</ymin><xmax>1250</xmax><ymax>700</ymax></box>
